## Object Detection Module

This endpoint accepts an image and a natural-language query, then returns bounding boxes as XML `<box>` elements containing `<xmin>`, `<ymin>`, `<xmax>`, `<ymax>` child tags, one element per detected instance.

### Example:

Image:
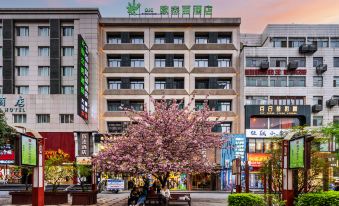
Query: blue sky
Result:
<box><xmin>1</xmin><ymin>0</ymin><xmax>339</xmax><ymax>33</ymax></box>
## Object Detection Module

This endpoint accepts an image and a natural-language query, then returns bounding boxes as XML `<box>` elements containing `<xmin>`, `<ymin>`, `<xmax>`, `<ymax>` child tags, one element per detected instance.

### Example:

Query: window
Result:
<box><xmin>130</xmin><ymin>80</ymin><xmax>144</xmax><ymax>89</ymax></box>
<box><xmin>217</xmin><ymin>79</ymin><xmax>232</xmax><ymax>89</ymax></box>
<box><xmin>38</xmin><ymin>86</ymin><xmax>50</xmax><ymax>94</ymax></box>
<box><xmin>62</xmin><ymin>27</ymin><xmax>74</xmax><ymax>36</ymax></box>
<box><xmin>334</xmin><ymin>76</ymin><xmax>339</xmax><ymax>87</ymax></box>
<box><xmin>248</xmin><ymin>139</ymin><xmax>256</xmax><ymax>153</ymax></box>
<box><xmin>217</xmin><ymin>101</ymin><xmax>231</xmax><ymax>111</ymax></box>
<box><xmin>174</xmin><ymin>58</ymin><xmax>184</xmax><ymax>68</ymax></box>
<box><xmin>246</xmin><ymin>96</ymin><xmax>268</xmax><ymax>105</ymax></box>
<box><xmin>38</xmin><ymin>27</ymin><xmax>49</xmax><ymax>37</ymax></box>
<box><xmin>17</xmin><ymin>66</ymin><xmax>29</xmax><ymax>76</ymax></box>
<box><xmin>107</xmin><ymin>36</ymin><xmax>121</xmax><ymax>44</ymax></box>
<box><xmin>37</xmin><ymin>114</ymin><xmax>50</xmax><ymax>123</ymax></box>
<box><xmin>0</xmin><ymin>86</ymin><xmax>2</xmax><ymax>94</ymax></box>
<box><xmin>108</xmin><ymin>58</ymin><xmax>121</xmax><ymax>67</ymax></box>
<box><xmin>195</xmin><ymin>37</ymin><xmax>208</xmax><ymax>44</ymax></box>
<box><xmin>288</xmin><ymin>37</ymin><xmax>305</xmax><ymax>48</ymax></box>
<box><xmin>107</xmin><ymin>101</ymin><xmax>122</xmax><ymax>111</ymax></box>
<box><xmin>131</xmin><ymin>59</ymin><xmax>144</xmax><ymax>67</ymax></box>
<box><xmin>0</xmin><ymin>27</ymin><xmax>2</xmax><ymax>38</ymax></box>
<box><xmin>331</xmin><ymin>38</ymin><xmax>339</xmax><ymax>48</ymax></box>
<box><xmin>155</xmin><ymin>37</ymin><xmax>165</xmax><ymax>44</ymax></box>
<box><xmin>308</xmin><ymin>37</ymin><xmax>329</xmax><ymax>48</ymax></box>
<box><xmin>174</xmin><ymin>36</ymin><xmax>184</xmax><ymax>44</ymax></box>
<box><xmin>313</xmin><ymin>76</ymin><xmax>323</xmax><ymax>87</ymax></box>
<box><xmin>270</xmin><ymin>57</ymin><xmax>287</xmax><ymax>67</ymax></box>
<box><xmin>107</xmin><ymin>122</ymin><xmax>128</xmax><ymax>133</ymax></box>
<box><xmin>195</xmin><ymin>58</ymin><xmax>208</xmax><ymax>67</ymax></box>
<box><xmin>334</xmin><ymin>116</ymin><xmax>339</xmax><ymax>124</ymax></box>
<box><xmin>218</xmin><ymin>58</ymin><xmax>231</xmax><ymax>67</ymax></box>
<box><xmin>16</xmin><ymin>47</ymin><xmax>29</xmax><ymax>56</ymax></box>
<box><xmin>270</xmin><ymin>96</ymin><xmax>305</xmax><ymax>105</ymax></box>
<box><xmin>62</xmin><ymin>86</ymin><xmax>74</xmax><ymax>94</ymax></box>
<box><xmin>155</xmin><ymin>80</ymin><xmax>166</xmax><ymax>89</ymax></box>
<box><xmin>272</xmin><ymin>37</ymin><xmax>287</xmax><ymax>48</ymax></box>
<box><xmin>270</xmin><ymin>76</ymin><xmax>287</xmax><ymax>87</ymax></box>
<box><xmin>313</xmin><ymin>57</ymin><xmax>323</xmax><ymax>67</ymax></box>
<box><xmin>246</xmin><ymin>57</ymin><xmax>268</xmax><ymax>67</ymax></box>
<box><xmin>313</xmin><ymin>96</ymin><xmax>323</xmax><ymax>106</ymax></box>
<box><xmin>289</xmin><ymin>57</ymin><xmax>306</xmax><ymax>67</ymax></box>
<box><xmin>60</xmin><ymin>114</ymin><xmax>74</xmax><ymax>123</ymax></box>
<box><xmin>13</xmin><ymin>114</ymin><xmax>26</xmax><ymax>123</ymax></box>
<box><xmin>313</xmin><ymin>116</ymin><xmax>323</xmax><ymax>126</ymax></box>
<box><xmin>16</xmin><ymin>27</ymin><xmax>29</xmax><ymax>36</ymax></box>
<box><xmin>246</xmin><ymin>76</ymin><xmax>269</xmax><ymax>87</ymax></box>
<box><xmin>108</xmin><ymin>80</ymin><xmax>121</xmax><ymax>89</ymax></box>
<box><xmin>0</xmin><ymin>67</ymin><xmax>2</xmax><ymax>77</ymax></box>
<box><xmin>16</xmin><ymin>86</ymin><xmax>29</xmax><ymax>94</ymax></box>
<box><xmin>62</xmin><ymin>47</ymin><xmax>74</xmax><ymax>56</ymax></box>
<box><xmin>155</xmin><ymin>59</ymin><xmax>166</xmax><ymax>67</ymax></box>
<box><xmin>38</xmin><ymin>66</ymin><xmax>50</xmax><ymax>77</ymax></box>
<box><xmin>213</xmin><ymin>122</ymin><xmax>232</xmax><ymax>133</ymax></box>
<box><xmin>38</xmin><ymin>47</ymin><xmax>49</xmax><ymax>56</ymax></box>
<box><xmin>334</xmin><ymin>57</ymin><xmax>339</xmax><ymax>67</ymax></box>
<box><xmin>289</xmin><ymin>76</ymin><xmax>306</xmax><ymax>87</ymax></box>
<box><xmin>0</xmin><ymin>47</ymin><xmax>2</xmax><ymax>56</ymax></box>
<box><xmin>217</xmin><ymin>37</ymin><xmax>231</xmax><ymax>44</ymax></box>
<box><xmin>131</xmin><ymin>37</ymin><xmax>144</xmax><ymax>44</ymax></box>
<box><xmin>62</xmin><ymin>66</ymin><xmax>74</xmax><ymax>76</ymax></box>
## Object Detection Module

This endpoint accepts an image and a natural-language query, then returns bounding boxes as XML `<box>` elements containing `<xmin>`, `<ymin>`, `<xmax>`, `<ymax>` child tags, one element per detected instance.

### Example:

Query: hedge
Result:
<box><xmin>296</xmin><ymin>191</ymin><xmax>339</xmax><ymax>206</ymax></box>
<box><xmin>228</xmin><ymin>193</ymin><xmax>265</xmax><ymax>206</ymax></box>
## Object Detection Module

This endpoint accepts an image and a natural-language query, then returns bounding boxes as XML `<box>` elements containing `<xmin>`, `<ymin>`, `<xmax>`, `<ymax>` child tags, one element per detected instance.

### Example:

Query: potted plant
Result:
<box><xmin>44</xmin><ymin>149</ymin><xmax>74</xmax><ymax>205</ymax></box>
<box><xmin>9</xmin><ymin>166</ymin><xmax>33</xmax><ymax>204</ymax></box>
<box><xmin>71</xmin><ymin>164</ymin><xmax>97</xmax><ymax>205</ymax></box>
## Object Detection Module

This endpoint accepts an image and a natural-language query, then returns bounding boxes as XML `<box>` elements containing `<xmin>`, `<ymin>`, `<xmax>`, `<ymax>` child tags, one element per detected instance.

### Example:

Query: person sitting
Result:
<box><xmin>128</xmin><ymin>187</ymin><xmax>140</xmax><ymax>206</ymax></box>
<box><xmin>135</xmin><ymin>186</ymin><xmax>148</xmax><ymax>206</ymax></box>
<box><xmin>160</xmin><ymin>185</ymin><xmax>171</xmax><ymax>205</ymax></box>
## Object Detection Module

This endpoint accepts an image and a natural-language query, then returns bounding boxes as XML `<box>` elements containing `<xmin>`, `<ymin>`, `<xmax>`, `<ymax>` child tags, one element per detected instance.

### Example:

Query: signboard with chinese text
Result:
<box><xmin>78</xmin><ymin>133</ymin><xmax>90</xmax><ymax>157</ymax></box>
<box><xmin>21</xmin><ymin>135</ymin><xmax>37</xmax><ymax>166</ymax></box>
<box><xmin>76</xmin><ymin>156</ymin><xmax>92</xmax><ymax>165</ymax></box>
<box><xmin>289</xmin><ymin>137</ymin><xmax>305</xmax><ymax>169</ymax></box>
<box><xmin>127</xmin><ymin>0</ymin><xmax>213</xmax><ymax>17</ymax></box>
<box><xmin>245</xmin><ymin>69</ymin><xmax>307</xmax><ymax>76</ymax></box>
<box><xmin>246</xmin><ymin>129</ymin><xmax>288</xmax><ymax>138</ymax></box>
<box><xmin>77</xmin><ymin>35</ymin><xmax>89</xmax><ymax>121</ymax></box>
<box><xmin>0</xmin><ymin>143</ymin><xmax>15</xmax><ymax>164</ymax></box>
<box><xmin>107</xmin><ymin>179</ymin><xmax>124</xmax><ymax>190</ymax></box>
<box><xmin>0</xmin><ymin>96</ymin><xmax>26</xmax><ymax>113</ymax></box>
<box><xmin>247</xmin><ymin>153</ymin><xmax>271</xmax><ymax>167</ymax></box>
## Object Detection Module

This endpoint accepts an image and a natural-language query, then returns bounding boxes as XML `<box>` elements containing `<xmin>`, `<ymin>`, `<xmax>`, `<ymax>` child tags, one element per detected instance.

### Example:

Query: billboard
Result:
<box><xmin>289</xmin><ymin>137</ymin><xmax>305</xmax><ymax>169</ymax></box>
<box><xmin>21</xmin><ymin>135</ymin><xmax>37</xmax><ymax>166</ymax></box>
<box><xmin>77</xmin><ymin>34</ymin><xmax>89</xmax><ymax>121</ymax></box>
<box><xmin>247</xmin><ymin>153</ymin><xmax>271</xmax><ymax>167</ymax></box>
<box><xmin>221</xmin><ymin>134</ymin><xmax>246</xmax><ymax>169</ymax></box>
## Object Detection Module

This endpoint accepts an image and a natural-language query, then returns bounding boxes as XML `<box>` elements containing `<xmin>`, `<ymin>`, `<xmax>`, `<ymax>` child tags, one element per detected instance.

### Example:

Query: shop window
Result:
<box><xmin>250</xmin><ymin>117</ymin><xmax>268</xmax><ymax>129</ymax></box>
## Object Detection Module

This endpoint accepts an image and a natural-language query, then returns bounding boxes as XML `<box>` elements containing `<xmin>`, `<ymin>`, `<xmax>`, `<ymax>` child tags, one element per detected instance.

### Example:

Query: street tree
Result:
<box><xmin>0</xmin><ymin>110</ymin><xmax>16</xmax><ymax>143</ymax></box>
<box><xmin>93</xmin><ymin>98</ymin><xmax>225</xmax><ymax>186</ymax></box>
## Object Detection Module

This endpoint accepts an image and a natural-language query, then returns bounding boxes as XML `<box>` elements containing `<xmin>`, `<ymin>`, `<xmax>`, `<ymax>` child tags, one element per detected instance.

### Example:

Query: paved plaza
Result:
<box><xmin>0</xmin><ymin>191</ymin><xmax>229</xmax><ymax>206</ymax></box>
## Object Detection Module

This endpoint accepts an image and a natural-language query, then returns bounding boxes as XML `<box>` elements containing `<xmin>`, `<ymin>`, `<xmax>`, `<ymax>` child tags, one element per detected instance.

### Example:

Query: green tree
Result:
<box><xmin>76</xmin><ymin>164</ymin><xmax>92</xmax><ymax>192</ymax></box>
<box><xmin>0</xmin><ymin>110</ymin><xmax>16</xmax><ymax>144</ymax></box>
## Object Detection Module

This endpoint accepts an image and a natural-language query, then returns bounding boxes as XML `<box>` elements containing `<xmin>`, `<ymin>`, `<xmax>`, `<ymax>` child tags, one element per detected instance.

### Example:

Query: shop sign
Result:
<box><xmin>259</xmin><ymin>105</ymin><xmax>298</xmax><ymax>115</ymax></box>
<box><xmin>221</xmin><ymin>134</ymin><xmax>246</xmax><ymax>169</ymax></box>
<box><xmin>127</xmin><ymin>0</ymin><xmax>213</xmax><ymax>17</ymax></box>
<box><xmin>245</xmin><ymin>69</ymin><xmax>307</xmax><ymax>76</ymax></box>
<box><xmin>289</xmin><ymin>137</ymin><xmax>305</xmax><ymax>169</ymax></box>
<box><xmin>76</xmin><ymin>157</ymin><xmax>92</xmax><ymax>165</ymax></box>
<box><xmin>247</xmin><ymin>153</ymin><xmax>271</xmax><ymax>167</ymax></box>
<box><xmin>246</xmin><ymin>129</ymin><xmax>288</xmax><ymax>138</ymax></box>
<box><xmin>0</xmin><ymin>96</ymin><xmax>26</xmax><ymax>113</ymax></box>
<box><xmin>77</xmin><ymin>34</ymin><xmax>89</xmax><ymax>121</ymax></box>
<box><xmin>0</xmin><ymin>143</ymin><xmax>15</xmax><ymax>164</ymax></box>
<box><xmin>78</xmin><ymin>133</ymin><xmax>90</xmax><ymax>157</ymax></box>
<box><xmin>21</xmin><ymin>135</ymin><xmax>37</xmax><ymax>166</ymax></box>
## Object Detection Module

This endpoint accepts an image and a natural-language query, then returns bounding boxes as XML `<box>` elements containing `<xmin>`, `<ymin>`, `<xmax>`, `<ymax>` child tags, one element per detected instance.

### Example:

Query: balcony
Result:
<box><xmin>299</xmin><ymin>44</ymin><xmax>317</xmax><ymax>54</ymax></box>
<box><xmin>152</xmin><ymin>82</ymin><xmax>187</xmax><ymax>95</ymax></box>
<box><xmin>287</xmin><ymin>61</ymin><xmax>298</xmax><ymax>70</ymax></box>
<box><xmin>316</xmin><ymin>64</ymin><xmax>327</xmax><ymax>75</ymax></box>
<box><xmin>326</xmin><ymin>99</ymin><xmax>338</xmax><ymax>108</ymax></box>
<box><xmin>312</xmin><ymin>104</ymin><xmax>323</xmax><ymax>113</ymax></box>
<box><xmin>260</xmin><ymin>62</ymin><xmax>269</xmax><ymax>70</ymax></box>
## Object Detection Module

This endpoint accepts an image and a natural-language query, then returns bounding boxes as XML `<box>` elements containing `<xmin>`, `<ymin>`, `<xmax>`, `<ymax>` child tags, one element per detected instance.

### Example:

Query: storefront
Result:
<box><xmin>245</xmin><ymin>105</ymin><xmax>311</xmax><ymax>189</ymax></box>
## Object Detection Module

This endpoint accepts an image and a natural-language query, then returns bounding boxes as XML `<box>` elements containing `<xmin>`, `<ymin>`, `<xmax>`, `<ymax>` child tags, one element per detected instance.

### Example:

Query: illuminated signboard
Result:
<box><xmin>21</xmin><ymin>135</ymin><xmax>37</xmax><ymax>166</ymax></box>
<box><xmin>127</xmin><ymin>0</ymin><xmax>213</xmax><ymax>17</ymax></box>
<box><xmin>245</xmin><ymin>69</ymin><xmax>307</xmax><ymax>76</ymax></box>
<box><xmin>289</xmin><ymin>137</ymin><xmax>305</xmax><ymax>169</ymax></box>
<box><xmin>77</xmin><ymin>35</ymin><xmax>89</xmax><ymax>121</ymax></box>
<box><xmin>247</xmin><ymin>153</ymin><xmax>271</xmax><ymax>167</ymax></box>
<box><xmin>0</xmin><ymin>143</ymin><xmax>15</xmax><ymax>164</ymax></box>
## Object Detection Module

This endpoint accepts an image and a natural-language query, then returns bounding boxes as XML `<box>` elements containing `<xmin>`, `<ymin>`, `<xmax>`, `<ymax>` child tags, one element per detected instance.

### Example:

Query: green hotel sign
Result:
<box><xmin>127</xmin><ymin>0</ymin><xmax>213</xmax><ymax>17</ymax></box>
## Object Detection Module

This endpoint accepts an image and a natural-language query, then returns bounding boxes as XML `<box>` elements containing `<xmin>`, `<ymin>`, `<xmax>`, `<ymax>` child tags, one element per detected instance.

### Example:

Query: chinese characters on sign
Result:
<box><xmin>78</xmin><ymin>133</ymin><xmax>90</xmax><ymax>157</ymax></box>
<box><xmin>246</xmin><ymin>129</ymin><xmax>288</xmax><ymax>138</ymax></box>
<box><xmin>259</xmin><ymin>105</ymin><xmax>298</xmax><ymax>115</ymax></box>
<box><xmin>245</xmin><ymin>69</ymin><xmax>307</xmax><ymax>76</ymax></box>
<box><xmin>0</xmin><ymin>96</ymin><xmax>26</xmax><ymax>113</ymax></box>
<box><xmin>127</xmin><ymin>0</ymin><xmax>213</xmax><ymax>17</ymax></box>
<box><xmin>77</xmin><ymin>35</ymin><xmax>89</xmax><ymax>121</ymax></box>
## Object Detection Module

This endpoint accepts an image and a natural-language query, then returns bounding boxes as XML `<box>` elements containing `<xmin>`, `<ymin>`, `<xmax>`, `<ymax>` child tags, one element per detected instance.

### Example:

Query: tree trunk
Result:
<box><xmin>155</xmin><ymin>172</ymin><xmax>170</xmax><ymax>187</ymax></box>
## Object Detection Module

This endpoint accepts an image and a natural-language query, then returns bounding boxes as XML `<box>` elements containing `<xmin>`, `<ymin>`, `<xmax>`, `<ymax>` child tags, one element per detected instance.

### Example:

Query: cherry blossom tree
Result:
<box><xmin>93</xmin><ymin>97</ymin><xmax>226</xmax><ymax>186</ymax></box>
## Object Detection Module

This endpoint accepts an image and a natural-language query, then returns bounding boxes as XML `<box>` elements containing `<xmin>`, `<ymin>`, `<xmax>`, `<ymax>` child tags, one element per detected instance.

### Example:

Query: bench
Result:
<box><xmin>169</xmin><ymin>193</ymin><xmax>191</xmax><ymax>206</ymax></box>
<box><xmin>145</xmin><ymin>193</ymin><xmax>164</xmax><ymax>206</ymax></box>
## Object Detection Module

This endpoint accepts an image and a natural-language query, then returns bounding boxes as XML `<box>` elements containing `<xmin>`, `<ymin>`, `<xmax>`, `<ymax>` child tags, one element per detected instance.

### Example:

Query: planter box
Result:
<box><xmin>44</xmin><ymin>191</ymin><xmax>69</xmax><ymax>205</ymax></box>
<box><xmin>71</xmin><ymin>191</ymin><xmax>98</xmax><ymax>205</ymax></box>
<box><xmin>9</xmin><ymin>191</ymin><xmax>32</xmax><ymax>205</ymax></box>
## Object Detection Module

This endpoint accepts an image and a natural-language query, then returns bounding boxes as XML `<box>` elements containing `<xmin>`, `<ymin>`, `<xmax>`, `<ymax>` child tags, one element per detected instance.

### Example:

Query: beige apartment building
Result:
<box><xmin>98</xmin><ymin>18</ymin><xmax>241</xmax><ymax>190</ymax></box>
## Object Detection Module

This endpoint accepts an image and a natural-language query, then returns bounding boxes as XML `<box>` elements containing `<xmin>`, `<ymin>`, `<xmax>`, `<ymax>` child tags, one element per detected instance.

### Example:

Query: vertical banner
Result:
<box><xmin>77</xmin><ymin>34</ymin><xmax>89</xmax><ymax>121</ymax></box>
<box><xmin>78</xmin><ymin>133</ymin><xmax>90</xmax><ymax>157</ymax></box>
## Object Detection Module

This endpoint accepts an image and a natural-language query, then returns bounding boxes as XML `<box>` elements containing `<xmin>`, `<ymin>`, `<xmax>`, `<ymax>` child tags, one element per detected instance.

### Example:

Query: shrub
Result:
<box><xmin>228</xmin><ymin>193</ymin><xmax>265</xmax><ymax>206</ymax></box>
<box><xmin>296</xmin><ymin>191</ymin><xmax>339</xmax><ymax>206</ymax></box>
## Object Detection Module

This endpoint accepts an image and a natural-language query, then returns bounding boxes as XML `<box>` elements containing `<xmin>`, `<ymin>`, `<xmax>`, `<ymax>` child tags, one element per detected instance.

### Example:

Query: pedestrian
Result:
<box><xmin>135</xmin><ymin>186</ymin><xmax>148</xmax><ymax>206</ymax></box>
<box><xmin>128</xmin><ymin>187</ymin><xmax>140</xmax><ymax>206</ymax></box>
